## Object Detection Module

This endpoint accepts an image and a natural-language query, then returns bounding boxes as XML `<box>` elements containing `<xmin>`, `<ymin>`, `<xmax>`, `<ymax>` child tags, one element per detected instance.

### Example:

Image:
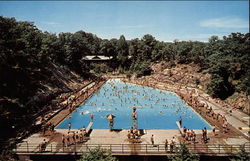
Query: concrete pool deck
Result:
<box><xmin>15</xmin><ymin>128</ymin><xmax>249</xmax><ymax>157</ymax></box>
<box><xmin>14</xmin><ymin>77</ymin><xmax>250</xmax><ymax>157</ymax></box>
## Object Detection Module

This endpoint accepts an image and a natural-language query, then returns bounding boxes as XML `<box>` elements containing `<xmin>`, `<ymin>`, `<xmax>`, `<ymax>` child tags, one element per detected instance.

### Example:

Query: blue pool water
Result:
<box><xmin>57</xmin><ymin>79</ymin><xmax>211</xmax><ymax>130</ymax></box>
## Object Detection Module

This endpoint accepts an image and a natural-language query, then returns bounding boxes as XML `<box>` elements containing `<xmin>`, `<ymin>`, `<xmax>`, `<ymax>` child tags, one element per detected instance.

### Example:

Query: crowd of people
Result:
<box><xmin>41</xmin><ymin>121</ymin><xmax>55</xmax><ymax>136</ymax></box>
<box><xmin>177</xmin><ymin>88</ymin><xmax>230</xmax><ymax>135</ymax></box>
<box><xmin>62</xmin><ymin>128</ymin><xmax>87</xmax><ymax>147</ymax></box>
<box><xmin>89</xmin><ymin>79</ymin><xmax>180</xmax><ymax>111</ymax></box>
<box><xmin>127</xmin><ymin>127</ymin><xmax>140</xmax><ymax>140</ymax></box>
<box><xmin>123</xmin><ymin>78</ymin><xmax>235</xmax><ymax>147</ymax></box>
<box><xmin>182</xmin><ymin>127</ymin><xmax>197</xmax><ymax>144</ymax></box>
<box><xmin>37</xmin><ymin>77</ymin><xmax>235</xmax><ymax>153</ymax></box>
<box><xmin>38</xmin><ymin>79</ymin><xmax>106</xmax><ymax>148</ymax></box>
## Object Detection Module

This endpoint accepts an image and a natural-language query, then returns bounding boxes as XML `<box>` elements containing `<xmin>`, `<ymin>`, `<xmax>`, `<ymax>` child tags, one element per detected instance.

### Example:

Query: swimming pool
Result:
<box><xmin>57</xmin><ymin>79</ymin><xmax>211</xmax><ymax>130</ymax></box>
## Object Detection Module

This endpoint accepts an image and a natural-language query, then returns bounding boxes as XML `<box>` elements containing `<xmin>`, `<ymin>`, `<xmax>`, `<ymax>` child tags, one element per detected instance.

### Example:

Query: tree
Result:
<box><xmin>130</xmin><ymin>60</ymin><xmax>152</xmax><ymax>77</ymax></box>
<box><xmin>0</xmin><ymin>150</ymin><xmax>17</xmax><ymax>161</ymax></box>
<box><xmin>230</xmin><ymin>145</ymin><xmax>250</xmax><ymax>161</ymax></box>
<box><xmin>78</xmin><ymin>148</ymin><xmax>118</xmax><ymax>161</ymax></box>
<box><xmin>209</xmin><ymin>35</ymin><xmax>219</xmax><ymax>43</ymax></box>
<box><xmin>175</xmin><ymin>41</ymin><xmax>193</xmax><ymax>64</ymax></box>
<box><xmin>117</xmin><ymin>35</ymin><xmax>129</xmax><ymax>68</ymax></box>
<box><xmin>99</xmin><ymin>39</ymin><xmax>115</xmax><ymax>58</ymax></box>
<box><xmin>207</xmin><ymin>64</ymin><xmax>234</xmax><ymax>99</ymax></box>
<box><xmin>40</xmin><ymin>32</ymin><xmax>60</xmax><ymax>64</ymax></box>
<box><xmin>141</xmin><ymin>34</ymin><xmax>156</xmax><ymax>61</ymax></box>
<box><xmin>58</xmin><ymin>32</ymin><xmax>73</xmax><ymax>65</ymax></box>
<box><xmin>168</xmin><ymin>144</ymin><xmax>199</xmax><ymax>161</ymax></box>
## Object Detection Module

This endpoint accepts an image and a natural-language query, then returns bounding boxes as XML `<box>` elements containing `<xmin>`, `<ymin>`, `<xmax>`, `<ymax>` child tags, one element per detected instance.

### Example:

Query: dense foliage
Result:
<box><xmin>168</xmin><ymin>144</ymin><xmax>200</xmax><ymax>161</ymax></box>
<box><xmin>0</xmin><ymin>16</ymin><xmax>249</xmax><ymax>139</ymax></box>
<box><xmin>77</xmin><ymin>148</ymin><xmax>118</xmax><ymax>161</ymax></box>
<box><xmin>230</xmin><ymin>145</ymin><xmax>250</xmax><ymax>161</ymax></box>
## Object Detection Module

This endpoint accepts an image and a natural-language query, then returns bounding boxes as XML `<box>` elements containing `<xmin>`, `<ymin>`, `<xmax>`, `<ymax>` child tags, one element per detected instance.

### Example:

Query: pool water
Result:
<box><xmin>57</xmin><ymin>79</ymin><xmax>211</xmax><ymax>130</ymax></box>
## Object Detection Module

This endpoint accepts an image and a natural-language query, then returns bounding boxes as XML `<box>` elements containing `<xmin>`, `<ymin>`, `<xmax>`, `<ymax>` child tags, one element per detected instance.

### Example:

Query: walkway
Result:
<box><xmin>13</xmin><ymin>78</ymin><xmax>250</xmax><ymax>157</ymax></box>
<box><xmin>14</xmin><ymin>129</ymin><xmax>250</xmax><ymax>156</ymax></box>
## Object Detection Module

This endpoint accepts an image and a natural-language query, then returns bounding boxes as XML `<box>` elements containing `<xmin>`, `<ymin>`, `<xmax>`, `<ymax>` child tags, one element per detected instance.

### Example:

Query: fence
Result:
<box><xmin>13</xmin><ymin>142</ymin><xmax>250</xmax><ymax>156</ymax></box>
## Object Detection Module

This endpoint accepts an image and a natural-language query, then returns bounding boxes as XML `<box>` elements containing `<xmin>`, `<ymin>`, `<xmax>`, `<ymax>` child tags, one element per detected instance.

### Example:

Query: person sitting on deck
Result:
<box><xmin>223</xmin><ymin>123</ymin><xmax>228</xmax><ymax>133</ymax></box>
<box><xmin>133</xmin><ymin>128</ymin><xmax>140</xmax><ymax>138</ymax></box>
<box><xmin>183</xmin><ymin>126</ymin><xmax>187</xmax><ymax>133</ymax></box>
<box><xmin>127</xmin><ymin>131</ymin><xmax>132</xmax><ymax>139</ymax></box>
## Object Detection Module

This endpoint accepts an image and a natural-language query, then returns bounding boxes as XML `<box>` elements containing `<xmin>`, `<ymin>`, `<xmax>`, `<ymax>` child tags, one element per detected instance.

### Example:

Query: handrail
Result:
<box><xmin>12</xmin><ymin>143</ymin><xmax>250</xmax><ymax>156</ymax></box>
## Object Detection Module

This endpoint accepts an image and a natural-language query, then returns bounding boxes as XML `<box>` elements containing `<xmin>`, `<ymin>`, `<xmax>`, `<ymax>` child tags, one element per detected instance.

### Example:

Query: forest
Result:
<box><xmin>0</xmin><ymin>16</ymin><xmax>249</xmax><ymax>140</ymax></box>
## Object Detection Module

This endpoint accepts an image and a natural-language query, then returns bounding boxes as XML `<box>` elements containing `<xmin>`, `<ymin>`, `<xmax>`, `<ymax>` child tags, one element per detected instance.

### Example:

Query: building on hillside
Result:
<box><xmin>82</xmin><ymin>55</ymin><xmax>113</xmax><ymax>62</ymax></box>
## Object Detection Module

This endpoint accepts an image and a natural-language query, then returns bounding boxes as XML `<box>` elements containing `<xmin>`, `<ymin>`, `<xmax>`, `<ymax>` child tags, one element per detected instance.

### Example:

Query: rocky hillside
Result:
<box><xmin>150</xmin><ymin>62</ymin><xmax>250</xmax><ymax>114</ymax></box>
<box><xmin>151</xmin><ymin>62</ymin><xmax>210</xmax><ymax>89</ymax></box>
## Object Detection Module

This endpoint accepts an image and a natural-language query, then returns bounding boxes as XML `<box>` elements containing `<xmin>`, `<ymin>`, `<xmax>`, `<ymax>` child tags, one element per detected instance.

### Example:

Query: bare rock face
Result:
<box><xmin>226</xmin><ymin>93</ymin><xmax>250</xmax><ymax>114</ymax></box>
<box><xmin>151</xmin><ymin>62</ymin><xmax>210</xmax><ymax>89</ymax></box>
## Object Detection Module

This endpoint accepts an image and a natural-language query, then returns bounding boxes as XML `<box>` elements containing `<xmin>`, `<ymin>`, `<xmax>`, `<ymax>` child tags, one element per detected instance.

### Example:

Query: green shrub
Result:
<box><xmin>78</xmin><ymin>147</ymin><xmax>118</xmax><ymax>161</ymax></box>
<box><xmin>168</xmin><ymin>144</ymin><xmax>199</xmax><ymax>161</ymax></box>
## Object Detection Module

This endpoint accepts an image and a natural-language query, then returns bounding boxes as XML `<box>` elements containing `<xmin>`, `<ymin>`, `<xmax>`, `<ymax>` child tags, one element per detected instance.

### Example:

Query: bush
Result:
<box><xmin>168</xmin><ymin>144</ymin><xmax>199</xmax><ymax>161</ymax></box>
<box><xmin>90</xmin><ymin>63</ymin><xmax>112</xmax><ymax>75</ymax></box>
<box><xmin>230</xmin><ymin>145</ymin><xmax>250</xmax><ymax>161</ymax></box>
<box><xmin>78</xmin><ymin>147</ymin><xmax>118</xmax><ymax>161</ymax></box>
<box><xmin>131</xmin><ymin>61</ymin><xmax>152</xmax><ymax>77</ymax></box>
<box><xmin>207</xmin><ymin>74</ymin><xmax>234</xmax><ymax>100</ymax></box>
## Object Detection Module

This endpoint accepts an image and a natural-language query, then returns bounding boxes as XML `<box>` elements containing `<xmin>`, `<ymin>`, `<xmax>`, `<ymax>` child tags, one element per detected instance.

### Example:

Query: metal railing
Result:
<box><xmin>13</xmin><ymin>143</ymin><xmax>250</xmax><ymax>156</ymax></box>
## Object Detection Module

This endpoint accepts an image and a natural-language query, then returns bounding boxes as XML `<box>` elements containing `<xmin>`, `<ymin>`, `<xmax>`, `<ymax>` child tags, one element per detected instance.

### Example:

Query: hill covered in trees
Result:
<box><xmin>0</xmin><ymin>16</ymin><xmax>249</xmax><ymax>139</ymax></box>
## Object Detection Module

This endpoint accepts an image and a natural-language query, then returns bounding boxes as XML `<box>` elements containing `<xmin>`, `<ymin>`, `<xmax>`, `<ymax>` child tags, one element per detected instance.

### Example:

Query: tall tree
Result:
<box><xmin>117</xmin><ymin>35</ymin><xmax>129</xmax><ymax>68</ymax></box>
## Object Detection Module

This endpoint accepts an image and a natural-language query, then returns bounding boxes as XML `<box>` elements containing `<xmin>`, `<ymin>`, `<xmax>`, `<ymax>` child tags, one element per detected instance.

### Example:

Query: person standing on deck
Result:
<box><xmin>72</xmin><ymin>131</ymin><xmax>76</xmax><ymax>144</ymax></box>
<box><xmin>66</xmin><ymin>132</ymin><xmax>70</xmax><ymax>146</ymax></box>
<box><xmin>62</xmin><ymin>134</ymin><xmax>65</xmax><ymax>147</ymax></box>
<box><xmin>165</xmin><ymin>139</ymin><xmax>168</xmax><ymax>151</ymax></box>
<box><xmin>79</xmin><ymin>130</ymin><xmax>82</xmax><ymax>142</ymax></box>
<box><xmin>204</xmin><ymin>127</ymin><xmax>207</xmax><ymax>142</ymax></box>
<box><xmin>151</xmin><ymin>135</ymin><xmax>154</xmax><ymax>145</ymax></box>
